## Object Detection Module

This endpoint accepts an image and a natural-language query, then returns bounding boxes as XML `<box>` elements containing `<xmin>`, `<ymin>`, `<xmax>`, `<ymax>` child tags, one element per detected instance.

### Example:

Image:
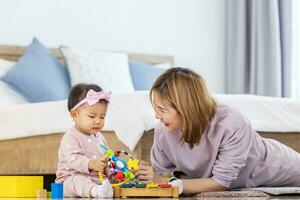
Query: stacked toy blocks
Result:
<box><xmin>0</xmin><ymin>176</ymin><xmax>63</xmax><ymax>198</ymax></box>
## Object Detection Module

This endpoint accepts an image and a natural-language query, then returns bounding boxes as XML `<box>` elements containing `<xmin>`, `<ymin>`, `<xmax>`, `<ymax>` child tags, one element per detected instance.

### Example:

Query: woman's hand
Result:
<box><xmin>88</xmin><ymin>156</ymin><xmax>107</xmax><ymax>173</ymax></box>
<box><xmin>134</xmin><ymin>165</ymin><xmax>160</xmax><ymax>183</ymax></box>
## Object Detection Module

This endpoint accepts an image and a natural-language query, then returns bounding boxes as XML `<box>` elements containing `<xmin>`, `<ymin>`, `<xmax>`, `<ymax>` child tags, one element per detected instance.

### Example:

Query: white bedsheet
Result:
<box><xmin>216</xmin><ymin>94</ymin><xmax>300</xmax><ymax>132</ymax></box>
<box><xmin>1</xmin><ymin>92</ymin><xmax>300</xmax><ymax>151</ymax></box>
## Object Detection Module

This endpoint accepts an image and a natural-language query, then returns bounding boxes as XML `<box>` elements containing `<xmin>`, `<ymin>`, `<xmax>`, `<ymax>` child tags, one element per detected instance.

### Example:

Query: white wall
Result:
<box><xmin>0</xmin><ymin>0</ymin><xmax>225</xmax><ymax>93</ymax></box>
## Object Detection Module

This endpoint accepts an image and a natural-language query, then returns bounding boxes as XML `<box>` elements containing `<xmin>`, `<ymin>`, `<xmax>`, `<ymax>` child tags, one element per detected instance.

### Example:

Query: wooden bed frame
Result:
<box><xmin>0</xmin><ymin>44</ymin><xmax>170</xmax><ymax>175</ymax></box>
<box><xmin>1</xmin><ymin>44</ymin><xmax>300</xmax><ymax>176</ymax></box>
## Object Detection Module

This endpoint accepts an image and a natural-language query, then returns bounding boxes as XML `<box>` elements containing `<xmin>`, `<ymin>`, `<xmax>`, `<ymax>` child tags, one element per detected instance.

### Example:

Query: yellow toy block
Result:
<box><xmin>146</xmin><ymin>183</ymin><xmax>159</xmax><ymax>188</ymax></box>
<box><xmin>0</xmin><ymin>176</ymin><xmax>43</xmax><ymax>197</ymax></box>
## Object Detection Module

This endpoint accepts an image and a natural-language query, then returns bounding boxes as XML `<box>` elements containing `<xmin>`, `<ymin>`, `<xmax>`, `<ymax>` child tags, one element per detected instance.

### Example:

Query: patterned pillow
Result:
<box><xmin>60</xmin><ymin>47</ymin><xmax>134</xmax><ymax>93</ymax></box>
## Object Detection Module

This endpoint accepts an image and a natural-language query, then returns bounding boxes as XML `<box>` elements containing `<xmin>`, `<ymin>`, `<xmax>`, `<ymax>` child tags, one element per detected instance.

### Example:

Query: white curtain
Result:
<box><xmin>226</xmin><ymin>0</ymin><xmax>292</xmax><ymax>97</ymax></box>
<box><xmin>291</xmin><ymin>0</ymin><xmax>300</xmax><ymax>99</ymax></box>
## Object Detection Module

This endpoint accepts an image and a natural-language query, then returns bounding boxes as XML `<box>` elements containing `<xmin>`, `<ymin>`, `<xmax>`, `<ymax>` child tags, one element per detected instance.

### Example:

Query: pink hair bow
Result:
<box><xmin>71</xmin><ymin>89</ymin><xmax>112</xmax><ymax>111</ymax></box>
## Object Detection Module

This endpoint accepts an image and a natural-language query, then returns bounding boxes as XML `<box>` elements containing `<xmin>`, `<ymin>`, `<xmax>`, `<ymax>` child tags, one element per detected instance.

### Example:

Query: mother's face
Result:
<box><xmin>152</xmin><ymin>92</ymin><xmax>182</xmax><ymax>132</ymax></box>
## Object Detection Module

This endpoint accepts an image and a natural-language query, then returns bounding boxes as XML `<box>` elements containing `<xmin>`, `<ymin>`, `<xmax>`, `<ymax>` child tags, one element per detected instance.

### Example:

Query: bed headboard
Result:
<box><xmin>0</xmin><ymin>44</ymin><xmax>174</xmax><ymax>65</ymax></box>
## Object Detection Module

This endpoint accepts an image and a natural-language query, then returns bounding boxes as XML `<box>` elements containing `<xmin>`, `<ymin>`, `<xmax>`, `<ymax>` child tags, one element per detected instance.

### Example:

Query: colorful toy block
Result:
<box><xmin>0</xmin><ymin>176</ymin><xmax>43</xmax><ymax>197</ymax></box>
<box><xmin>51</xmin><ymin>183</ymin><xmax>63</xmax><ymax>198</ymax></box>
<box><xmin>121</xmin><ymin>183</ymin><xmax>134</xmax><ymax>188</ymax></box>
<box><xmin>160</xmin><ymin>183</ymin><xmax>172</xmax><ymax>188</ymax></box>
<box><xmin>47</xmin><ymin>191</ymin><xmax>52</xmax><ymax>198</ymax></box>
<box><xmin>36</xmin><ymin>189</ymin><xmax>47</xmax><ymax>198</ymax></box>
<box><xmin>146</xmin><ymin>183</ymin><xmax>159</xmax><ymax>188</ymax></box>
<box><xmin>135</xmin><ymin>183</ymin><xmax>146</xmax><ymax>188</ymax></box>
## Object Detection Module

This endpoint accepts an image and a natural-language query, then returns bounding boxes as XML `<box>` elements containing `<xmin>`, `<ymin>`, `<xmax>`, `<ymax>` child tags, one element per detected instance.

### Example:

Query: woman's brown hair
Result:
<box><xmin>150</xmin><ymin>67</ymin><xmax>217</xmax><ymax>148</ymax></box>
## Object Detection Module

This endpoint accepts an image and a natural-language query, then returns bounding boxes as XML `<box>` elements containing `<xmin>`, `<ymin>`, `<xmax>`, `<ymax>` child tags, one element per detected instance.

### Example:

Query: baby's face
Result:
<box><xmin>73</xmin><ymin>102</ymin><xmax>108</xmax><ymax>135</ymax></box>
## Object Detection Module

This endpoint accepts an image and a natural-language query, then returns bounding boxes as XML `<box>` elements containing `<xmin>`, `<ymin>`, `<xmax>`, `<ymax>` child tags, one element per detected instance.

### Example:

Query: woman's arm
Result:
<box><xmin>182</xmin><ymin>178</ymin><xmax>227</xmax><ymax>194</ymax></box>
<box><xmin>136</xmin><ymin>167</ymin><xmax>227</xmax><ymax>194</ymax></box>
<box><xmin>153</xmin><ymin>174</ymin><xmax>227</xmax><ymax>194</ymax></box>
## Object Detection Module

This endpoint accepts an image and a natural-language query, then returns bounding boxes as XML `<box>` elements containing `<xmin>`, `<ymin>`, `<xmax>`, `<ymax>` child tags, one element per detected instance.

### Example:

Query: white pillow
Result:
<box><xmin>0</xmin><ymin>58</ymin><xmax>29</xmax><ymax>105</ymax></box>
<box><xmin>60</xmin><ymin>47</ymin><xmax>134</xmax><ymax>93</ymax></box>
<box><xmin>0</xmin><ymin>58</ymin><xmax>15</xmax><ymax>77</ymax></box>
<box><xmin>0</xmin><ymin>81</ymin><xmax>29</xmax><ymax>105</ymax></box>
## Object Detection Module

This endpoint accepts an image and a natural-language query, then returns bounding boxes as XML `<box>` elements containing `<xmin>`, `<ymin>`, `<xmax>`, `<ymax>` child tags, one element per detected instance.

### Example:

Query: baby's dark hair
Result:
<box><xmin>68</xmin><ymin>83</ymin><xmax>108</xmax><ymax>111</ymax></box>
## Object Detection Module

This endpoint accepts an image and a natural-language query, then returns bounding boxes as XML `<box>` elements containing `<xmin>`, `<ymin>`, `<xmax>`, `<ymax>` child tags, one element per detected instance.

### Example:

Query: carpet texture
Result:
<box><xmin>241</xmin><ymin>187</ymin><xmax>300</xmax><ymax>195</ymax></box>
<box><xmin>195</xmin><ymin>191</ymin><xmax>269</xmax><ymax>199</ymax></box>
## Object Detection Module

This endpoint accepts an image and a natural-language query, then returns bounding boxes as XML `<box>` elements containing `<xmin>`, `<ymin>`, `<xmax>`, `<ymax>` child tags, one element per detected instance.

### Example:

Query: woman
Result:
<box><xmin>135</xmin><ymin>67</ymin><xmax>300</xmax><ymax>195</ymax></box>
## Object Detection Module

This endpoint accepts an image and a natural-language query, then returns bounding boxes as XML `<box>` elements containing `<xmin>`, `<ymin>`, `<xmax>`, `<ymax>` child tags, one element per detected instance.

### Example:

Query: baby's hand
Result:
<box><xmin>88</xmin><ymin>156</ymin><xmax>107</xmax><ymax>173</ymax></box>
<box><xmin>105</xmin><ymin>166</ymin><xmax>112</xmax><ymax>177</ymax></box>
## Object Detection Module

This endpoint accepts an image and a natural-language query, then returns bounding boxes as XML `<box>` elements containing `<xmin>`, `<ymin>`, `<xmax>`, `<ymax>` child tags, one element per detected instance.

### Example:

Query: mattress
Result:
<box><xmin>1</xmin><ymin>92</ymin><xmax>300</xmax><ymax>151</ymax></box>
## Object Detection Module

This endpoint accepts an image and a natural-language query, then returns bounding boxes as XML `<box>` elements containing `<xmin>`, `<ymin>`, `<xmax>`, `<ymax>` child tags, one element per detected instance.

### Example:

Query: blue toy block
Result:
<box><xmin>121</xmin><ymin>183</ymin><xmax>134</xmax><ymax>188</ymax></box>
<box><xmin>51</xmin><ymin>183</ymin><xmax>63</xmax><ymax>198</ymax></box>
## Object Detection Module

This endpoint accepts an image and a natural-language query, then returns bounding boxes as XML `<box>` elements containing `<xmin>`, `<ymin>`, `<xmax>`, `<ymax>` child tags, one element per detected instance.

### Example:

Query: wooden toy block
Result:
<box><xmin>36</xmin><ymin>189</ymin><xmax>47</xmax><ymax>198</ymax></box>
<box><xmin>114</xmin><ymin>186</ymin><xmax>179</xmax><ymax>198</ymax></box>
<box><xmin>0</xmin><ymin>176</ymin><xmax>43</xmax><ymax>197</ymax></box>
<box><xmin>135</xmin><ymin>183</ymin><xmax>146</xmax><ymax>188</ymax></box>
<box><xmin>121</xmin><ymin>183</ymin><xmax>134</xmax><ymax>188</ymax></box>
<box><xmin>160</xmin><ymin>183</ymin><xmax>172</xmax><ymax>188</ymax></box>
<box><xmin>146</xmin><ymin>183</ymin><xmax>159</xmax><ymax>188</ymax></box>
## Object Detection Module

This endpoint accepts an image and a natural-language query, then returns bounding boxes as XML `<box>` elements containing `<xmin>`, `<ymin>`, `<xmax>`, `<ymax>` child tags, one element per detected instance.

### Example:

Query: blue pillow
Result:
<box><xmin>1</xmin><ymin>38</ymin><xmax>71</xmax><ymax>102</ymax></box>
<box><xmin>129</xmin><ymin>61</ymin><xmax>165</xmax><ymax>90</ymax></box>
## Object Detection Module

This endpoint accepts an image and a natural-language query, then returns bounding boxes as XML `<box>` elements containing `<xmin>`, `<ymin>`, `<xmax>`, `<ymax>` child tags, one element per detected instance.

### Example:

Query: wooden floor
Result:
<box><xmin>2</xmin><ymin>191</ymin><xmax>300</xmax><ymax>200</ymax></box>
<box><xmin>3</xmin><ymin>197</ymin><xmax>300</xmax><ymax>199</ymax></box>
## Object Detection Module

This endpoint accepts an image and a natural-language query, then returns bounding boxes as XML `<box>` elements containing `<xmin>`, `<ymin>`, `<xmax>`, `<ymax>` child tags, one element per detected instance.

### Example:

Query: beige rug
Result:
<box><xmin>240</xmin><ymin>187</ymin><xmax>300</xmax><ymax>195</ymax></box>
<box><xmin>195</xmin><ymin>191</ymin><xmax>269</xmax><ymax>200</ymax></box>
